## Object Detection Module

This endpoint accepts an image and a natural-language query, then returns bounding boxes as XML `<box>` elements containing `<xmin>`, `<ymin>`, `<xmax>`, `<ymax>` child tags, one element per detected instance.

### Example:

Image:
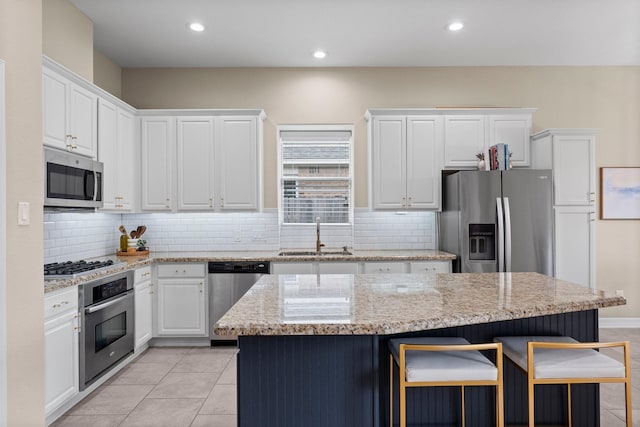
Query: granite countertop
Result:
<box><xmin>43</xmin><ymin>249</ymin><xmax>456</xmax><ymax>293</ymax></box>
<box><xmin>214</xmin><ymin>272</ymin><xmax>626</xmax><ymax>336</ymax></box>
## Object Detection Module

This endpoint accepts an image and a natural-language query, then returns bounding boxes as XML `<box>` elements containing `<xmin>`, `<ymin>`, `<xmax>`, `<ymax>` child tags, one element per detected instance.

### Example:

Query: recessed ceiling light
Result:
<box><xmin>188</xmin><ymin>22</ymin><xmax>205</xmax><ymax>32</ymax></box>
<box><xmin>313</xmin><ymin>50</ymin><xmax>327</xmax><ymax>59</ymax></box>
<box><xmin>447</xmin><ymin>21</ymin><xmax>464</xmax><ymax>32</ymax></box>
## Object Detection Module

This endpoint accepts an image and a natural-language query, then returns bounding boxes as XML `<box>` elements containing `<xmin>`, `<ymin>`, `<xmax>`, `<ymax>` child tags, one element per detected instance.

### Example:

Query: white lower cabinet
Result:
<box><xmin>273</xmin><ymin>260</ymin><xmax>452</xmax><ymax>275</ymax></box>
<box><xmin>272</xmin><ymin>262</ymin><xmax>358</xmax><ymax>274</ymax></box>
<box><xmin>408</xmin><ymin>261</ymin><xmax>452</xmax><ymax>273</ymax></box>
<box><xmin>361</xmin><ymin>262</ymin><xmax>406</xmax><ymax>274</ymax></box>
<box><xmin>271</xmin><ymin>263</ymin><xmax>315</xmax><ymax>274</ymax></box>
<box><xmin>554</xmin><ymin>207</ymin><xmax>595</xmax><ymax>288</ymax></box>
<box><xmin>134</xmin><ymin>267</ymin><xmax>153</xmax><ymax>351</ymax></box>
<box><xmin>44</xmin><ymin>287</ymin><xmax>79</xmax><ymax>417</ymax></box>
<box><xmin>155</xmin><ymin>264</ymin><xmax>207</xmax><ymax>336</ymax></box>
<box><xmin>318</xmin><ymin>262</ymin><xmax>359</xmax><ymax>274</ymax></box>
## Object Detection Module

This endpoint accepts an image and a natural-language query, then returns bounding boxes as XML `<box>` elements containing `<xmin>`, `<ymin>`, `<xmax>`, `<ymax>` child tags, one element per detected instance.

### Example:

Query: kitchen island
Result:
<box><xmin>215</xmin><ymin>272</ymin><xmax>626</xmax><ymax>427</ymax></box>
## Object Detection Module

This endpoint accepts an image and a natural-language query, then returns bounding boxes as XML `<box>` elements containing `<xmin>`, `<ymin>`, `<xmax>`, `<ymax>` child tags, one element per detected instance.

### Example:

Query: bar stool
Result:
<box><xmin>494</xmin><ymin>336</ymin><xmax>633</xmax><ymax>427</ymax></box>
<box><xmin>388</xmin><ymin>337</ymin><xmax>504</xmax><ymax>427</ymax></box>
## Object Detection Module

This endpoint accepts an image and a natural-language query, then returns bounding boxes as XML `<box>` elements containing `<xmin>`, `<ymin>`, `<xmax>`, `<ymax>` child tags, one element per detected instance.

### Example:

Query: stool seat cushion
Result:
<box><xmin>494</xmin><ymin>336</ymin><xmax>626</xmax><ymax>379</ymax></box>
<box><xmin>389</xmin><ymin>337</ymin><xmax>498</xmax><ymax>382</ymax></box>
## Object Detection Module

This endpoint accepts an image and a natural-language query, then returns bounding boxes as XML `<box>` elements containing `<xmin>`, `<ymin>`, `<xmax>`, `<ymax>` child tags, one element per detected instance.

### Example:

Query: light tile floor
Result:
<box><xmin>52</xmin><ymin>328</ymin><xmax>639</xmax><ymax>427</ymax></box>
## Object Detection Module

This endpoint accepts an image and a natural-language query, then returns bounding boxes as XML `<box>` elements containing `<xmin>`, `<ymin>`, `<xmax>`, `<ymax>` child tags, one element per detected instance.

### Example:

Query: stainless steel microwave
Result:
<box><xmin>44</xmin><ymin>147</ymin><xmax>103</xmax><ymax>209</ymax></box>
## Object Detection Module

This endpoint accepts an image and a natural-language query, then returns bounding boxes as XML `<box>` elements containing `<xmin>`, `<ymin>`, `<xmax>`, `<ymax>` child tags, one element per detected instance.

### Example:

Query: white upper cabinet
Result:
<box><xmin>43</xmin><ymin>66</ymin><xmax>98</xmax><ymax>158</ymax></box>
<box><xmin>488</xmin><ymin>114</ymin><xmax>532</xmax><ymax>167</ymax></box>
<box><xmin>406</xmin><ymin>116</ymin><xmax>442</xmax><ymax>208</ymax></box>
<box><xmin>443</xmin><ymin>110</ymin><xmax>535</xmax><ymax>169</ymax></box>
<box><xmin>371</xmin><ymin>116</ymin><xmax>406</xmax><ymax>209</ymax></box>
<box><xmin>177</xmin><ymin>117</ymin><xmax>216</xmax><ymax>210</ymax></box>
<box><xmin>531</xmin><ymin>129</ymin><xmax>597</xmax><ymax>206</ymax></box>
<box><xmin>443</xmin><ymin>115</ymin><xmax>486</xmax><ymax>169</ymax></box>
<box><xmin>140</xmin><ymin>110</ymin><xmax>264</xmax><ymax>212</ymax></box>
<box><xmin>98</xmin><ymin>98</ymin><xmax>136</xmax><ymax>211</ymax></box>
<box><xmin>369</xmin><ymin>114</ymin><xmax>442</xmax><ymax>210</ymax></box>
<box><xmin>141</xmin><ymin>117</ymin><xmax>175</xmax><ymax>210</ymax></box>
<box><xmin>218</xmin><ymin>116</ymin><xmax>260</xmax><ymax>210</ymax></box>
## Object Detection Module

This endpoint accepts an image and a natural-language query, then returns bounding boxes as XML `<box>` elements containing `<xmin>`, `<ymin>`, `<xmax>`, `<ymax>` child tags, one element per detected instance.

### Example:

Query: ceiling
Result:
<box><xmin>70</xmin><ymin>0</ymin><xmax>640</xmax><ymax>68</ymax></box>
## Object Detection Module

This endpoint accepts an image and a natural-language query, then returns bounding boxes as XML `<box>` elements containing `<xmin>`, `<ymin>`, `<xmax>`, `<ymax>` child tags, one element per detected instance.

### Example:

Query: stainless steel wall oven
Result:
<box><xmin>79</xmin><ymin>270</ymin><xmax>134</xmax><ymax>390</ymax></box>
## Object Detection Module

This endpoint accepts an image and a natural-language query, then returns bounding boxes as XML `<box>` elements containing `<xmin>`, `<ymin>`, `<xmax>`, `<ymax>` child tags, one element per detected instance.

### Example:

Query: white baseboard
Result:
<box><xmin>599</xmin><ymin>317</ymin><xmax>640</xmax><ymax>328</ymax></box>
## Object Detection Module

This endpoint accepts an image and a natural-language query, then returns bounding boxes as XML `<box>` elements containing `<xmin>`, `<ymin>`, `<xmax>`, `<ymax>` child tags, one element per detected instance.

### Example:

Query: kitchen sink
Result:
<box><xmin>278</xmin><ymin>250</ymin><xmax>353</xmax><ymax>256</ymax></box>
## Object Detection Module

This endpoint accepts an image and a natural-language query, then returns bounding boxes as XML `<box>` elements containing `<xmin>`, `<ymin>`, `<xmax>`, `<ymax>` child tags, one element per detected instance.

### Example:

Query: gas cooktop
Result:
<box><xmin>44</xmin><ymin>259</ymin><xmax>123</xmax><ymax>280</ymax></box>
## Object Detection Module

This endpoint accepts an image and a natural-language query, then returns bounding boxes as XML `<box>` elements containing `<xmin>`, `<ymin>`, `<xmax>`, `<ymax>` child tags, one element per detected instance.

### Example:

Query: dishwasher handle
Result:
<box><xmin>208</xmin><ymin>261</ymin><xmax>271</xmax><ymax>274</ymax></box>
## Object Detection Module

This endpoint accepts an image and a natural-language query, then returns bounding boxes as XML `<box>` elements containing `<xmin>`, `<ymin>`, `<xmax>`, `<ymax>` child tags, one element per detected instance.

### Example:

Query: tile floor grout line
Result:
<box><xmin>115</xmin><ymin>348</ymin><xmax>189</xmax><ymax>426</ymax></box>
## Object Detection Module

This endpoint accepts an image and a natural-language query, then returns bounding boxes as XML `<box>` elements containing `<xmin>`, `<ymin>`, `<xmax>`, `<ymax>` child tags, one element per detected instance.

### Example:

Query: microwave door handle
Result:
<box><xmin>83</xmin><ymin>172</ymin><xmax>91</xmax><ymax>200</ymax></box>
<box><xmin>84</xmin><ymin>171</ymin><xmax>96</xmax><ymax>201</ymax></box>
<box><xmin>93</xmin><ymin>171</ymin><xmax>99</xmax><ymax>202</ymax></box>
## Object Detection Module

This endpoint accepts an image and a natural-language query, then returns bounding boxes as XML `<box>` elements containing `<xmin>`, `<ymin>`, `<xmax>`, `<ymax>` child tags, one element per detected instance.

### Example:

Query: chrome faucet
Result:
<box><xmin>315</xmin><ymin>216</ymin><xmax>325</xmax><ymax>254</ymax></box>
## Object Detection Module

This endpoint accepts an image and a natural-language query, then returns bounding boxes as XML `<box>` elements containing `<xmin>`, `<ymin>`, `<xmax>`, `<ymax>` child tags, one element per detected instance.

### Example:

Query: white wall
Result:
<box><xmin>0</xmin><ymin>0</ymin><xmax>45</xmax><ymax>423</ymax></box>
<box><xmin>0</xmin><ymin>57</ymin><xmax>8</xmax><ymax>427</ymax></box>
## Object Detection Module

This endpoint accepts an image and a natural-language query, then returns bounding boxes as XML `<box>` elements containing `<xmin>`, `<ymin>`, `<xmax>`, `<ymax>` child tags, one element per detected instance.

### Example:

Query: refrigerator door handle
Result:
<box><xmin>504</xmin><ymin>197</ymin><xmax>512</xmax><ymax>272</ymax></box>
<box><xmin>496</xmin><ymin>197</ymin><xmax>504</xmax><ymax>272</ymax></box>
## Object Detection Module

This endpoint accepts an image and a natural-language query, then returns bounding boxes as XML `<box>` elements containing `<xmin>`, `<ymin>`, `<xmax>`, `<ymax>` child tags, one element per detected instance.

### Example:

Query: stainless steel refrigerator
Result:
<box><xmin>440</xmin><ymin>170</ymin><xmax>553</xmax><ymax>274</ymax></box>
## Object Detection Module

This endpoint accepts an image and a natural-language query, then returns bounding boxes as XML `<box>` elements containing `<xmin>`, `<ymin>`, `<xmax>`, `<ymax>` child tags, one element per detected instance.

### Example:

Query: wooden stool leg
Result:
<box><xmin>461</xmin><ymin>385</ymin><xmax>465</xmax><ymax>427</ymax></box>
<box><xmin>567</xmin><ymin>384</ymin><xmax>572</xmax><ymax>427</ymax></box>
<box><xmin>528</xmin><ymin>377</ymin><xmax>535</xmax><ymax>427</ymax></box>
<box><xmin>625</xmin><ymin>380</ymin><xmax>633</xmax><ymax>427</ymax></box>
<box><xmin>400</xmin><ymin>380</ymin><xmax>406</xmax><ymax>427</ymax></box>
<box><xmin>389</xmin><ymin>355</ymin><xmax>393</xmax><ymax>427</ymax></box>
<box><xmin>496</xmin><ymin>382</ymin><xmax>504</xmax><ymax>427</ymax></box>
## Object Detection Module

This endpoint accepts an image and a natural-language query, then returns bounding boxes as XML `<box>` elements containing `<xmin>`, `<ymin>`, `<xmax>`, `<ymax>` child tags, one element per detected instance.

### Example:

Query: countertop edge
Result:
<box><xmin>44</xmin><ymin>250</ymin><xmax>456</xmax><ymax>293</ymax></box>
<box><xmin>214</xmin><ymin>297</ymin><xmax>626</xmax><ymax>337</ymax></box>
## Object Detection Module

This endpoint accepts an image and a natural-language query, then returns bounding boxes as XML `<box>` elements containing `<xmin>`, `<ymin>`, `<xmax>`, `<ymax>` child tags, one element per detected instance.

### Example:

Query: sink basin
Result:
<box><xmin>278</xmin><ymin>250</ymin><xmax>353</xmax><ymax>256</ymax></box>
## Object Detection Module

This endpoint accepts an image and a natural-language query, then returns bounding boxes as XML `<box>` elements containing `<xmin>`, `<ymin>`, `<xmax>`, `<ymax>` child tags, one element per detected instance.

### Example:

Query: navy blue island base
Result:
<box><xmin>237</xmin><ymin>309</ymin><xmax>599</xmax><ymax>427</ymax></box>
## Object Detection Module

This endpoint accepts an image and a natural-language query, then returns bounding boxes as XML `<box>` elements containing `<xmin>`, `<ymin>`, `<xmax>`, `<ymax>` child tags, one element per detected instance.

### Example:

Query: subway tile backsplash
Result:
<box><xmin>43</xmin><ymin>209</ymin><xmax>436</xmax><ymax>263</ymax></box>
<box><xmin>44</xmin><ymin>212</ymin><xmax>122</xmax><ymax>264</ymax></box>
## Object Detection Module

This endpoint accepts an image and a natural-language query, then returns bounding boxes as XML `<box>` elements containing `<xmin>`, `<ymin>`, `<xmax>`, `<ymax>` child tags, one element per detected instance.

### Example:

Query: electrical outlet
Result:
<box><xmin>234</xmin><ymin>230</ymin><xmax>242</xmax><ymax>242</ymax></box>
<box><xmin>615</xmin><ymin>290</ymin><xmax>624</xmax><ymax>297</ymax></box>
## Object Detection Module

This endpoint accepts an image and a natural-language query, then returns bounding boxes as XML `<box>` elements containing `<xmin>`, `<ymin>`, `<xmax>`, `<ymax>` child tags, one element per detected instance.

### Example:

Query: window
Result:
<box><xmin>278</xmin><ymin>126</ymin><xmax>353</xmax><ymax>225</ymax></box>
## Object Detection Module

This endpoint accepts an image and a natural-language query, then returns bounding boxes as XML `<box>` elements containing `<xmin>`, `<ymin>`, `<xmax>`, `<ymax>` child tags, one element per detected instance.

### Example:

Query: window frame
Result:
<box><xmin>277</xmin><ymin>124</ymin><xmax>354</xmax><ymax>226</ymax></box>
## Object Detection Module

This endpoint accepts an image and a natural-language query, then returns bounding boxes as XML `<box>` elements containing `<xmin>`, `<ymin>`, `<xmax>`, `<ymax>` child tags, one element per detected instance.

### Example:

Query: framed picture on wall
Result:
<box><xmin>600</xmin><ymin>167</ymin><xmax>640</xmax><ymax>219</ymax></box>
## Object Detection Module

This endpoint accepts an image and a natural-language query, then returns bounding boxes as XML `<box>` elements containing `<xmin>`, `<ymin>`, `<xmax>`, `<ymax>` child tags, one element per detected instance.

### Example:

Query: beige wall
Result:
<box><xmin>43</xmin><ymin>0</ymin><xmax>93</xmax><ymax>81</ymax></box>
<box><xmin>94</xmin><ymin>49</ymin><xmax>122</xmax><ymax>98</ymax></box>
<box><xmin>123</xmin><ymin>66</ymin><xmax>640</xmax><ymax>318</ymax></box>
<box><xmin>0</xmin><ymin>0</ymin><xmax>45</xmax><ymax>424</ymax></box>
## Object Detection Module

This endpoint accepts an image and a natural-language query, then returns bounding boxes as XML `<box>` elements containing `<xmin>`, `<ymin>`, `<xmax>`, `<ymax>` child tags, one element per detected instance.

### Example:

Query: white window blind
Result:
<box><xmin>280</xmin><ymin>129</ymin><xmax>352</xmax><ymax>224</ymax></box>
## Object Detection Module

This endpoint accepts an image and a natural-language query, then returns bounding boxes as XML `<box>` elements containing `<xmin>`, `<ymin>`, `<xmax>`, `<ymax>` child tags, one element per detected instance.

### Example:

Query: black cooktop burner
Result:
<box><xmin>44</xmin><ymin>259</ymin><xmax>116</xmax><ymax>278</ymax></box>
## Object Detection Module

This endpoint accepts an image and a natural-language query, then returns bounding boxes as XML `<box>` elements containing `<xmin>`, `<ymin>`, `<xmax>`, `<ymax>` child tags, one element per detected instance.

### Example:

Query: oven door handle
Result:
<box><xmin>85</xmin><ymin>291</ymin><xmax>132</xmax><ymax>314</ymax></box>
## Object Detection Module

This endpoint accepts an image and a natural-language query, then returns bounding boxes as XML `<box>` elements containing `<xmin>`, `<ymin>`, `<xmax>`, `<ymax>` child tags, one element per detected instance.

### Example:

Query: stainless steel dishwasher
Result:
<box><xmin>208</xmin><ymin>260</ymin><xmax>270</xmax><ymax>344</ymax></box>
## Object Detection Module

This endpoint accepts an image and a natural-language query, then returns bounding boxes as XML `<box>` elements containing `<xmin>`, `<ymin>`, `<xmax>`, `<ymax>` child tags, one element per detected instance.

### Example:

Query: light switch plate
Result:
<box><xmin>18</xmin><ymin>202</ymin><xmax>29</xmax><ymax>225</ymax></box>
